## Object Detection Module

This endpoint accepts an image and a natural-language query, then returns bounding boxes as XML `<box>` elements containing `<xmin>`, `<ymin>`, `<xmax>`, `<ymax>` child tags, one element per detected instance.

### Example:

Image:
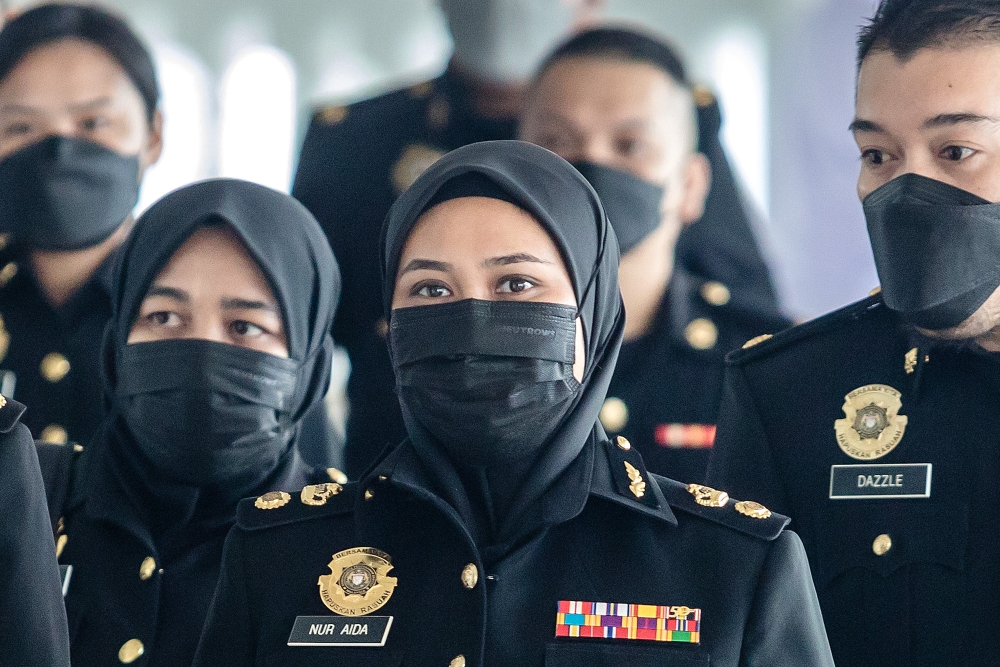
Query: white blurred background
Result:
<box><xmin>6</xmin><ymin>0</ymin><xmax>881</xmax><ymax>319</ymax></box>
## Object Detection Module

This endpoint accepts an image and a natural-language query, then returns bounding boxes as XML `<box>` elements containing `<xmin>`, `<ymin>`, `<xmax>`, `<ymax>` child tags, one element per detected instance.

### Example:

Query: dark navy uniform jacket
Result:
<box><xmin>0</xmin><ymin>241</ymin><xmax>113</xmax><ymax>446</ymax></box>
<box><xmin>44</xmin><ymin>443</ymin><xmax>333</xmax><ymax>667</ymax></box>
<box><xmin>292</xmin><ymin>71</ymin><xmax>782</xmax><ymax>478</ymax></box>
<box><xmin>707</xmin><ymin>292</ymin><xmax>1000</xmax><ymax>666</ymax></box>
<box><xmin>194</xmin><ymin>438</ymin><xmax>833</xmax><ymax>667</ymax></box>
<box><xmin>0</xmin><ymin>396</ymin><xmax>70</xmax><ymax>667</ymax></box>
<box><xmin>600</xmin><ymin>269</ymin><xmax>789</xmax><ymax>483</ymax></box>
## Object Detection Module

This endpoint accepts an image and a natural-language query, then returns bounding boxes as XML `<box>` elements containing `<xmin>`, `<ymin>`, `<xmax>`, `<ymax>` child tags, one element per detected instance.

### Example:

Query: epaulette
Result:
<box><xmin>656</xmin><ymin>476</ymin><xmax>789</xmax><ymax>541</ymax></box>
<box><xmin>237</xmin><ymin>481</ymin><xmax>358</xmax><ymax>531</ymax></box>
<box><xmin>0</xmin><ymin>394</ymin><xmax>26</xmax><ymax>433</ymax></box>
<box><xmin>726</xmin><ymin>292</ymin><xmax>885</xmax><ymax>365</ymax></box>
<box><xmin>311</xmin><ymin>81</ymin><xmax>430</xmax><ymax>128</ymax></box>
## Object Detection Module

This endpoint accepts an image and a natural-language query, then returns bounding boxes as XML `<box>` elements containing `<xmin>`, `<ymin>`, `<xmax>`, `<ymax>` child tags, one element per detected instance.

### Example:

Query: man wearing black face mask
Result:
<box><xmin>0</xmin><ymin>5</ymin><xmax>161</xmax><ymax>447</ymax></box>
<box><xmin>707</xmin><ymin>1</ymin><xmax>1000</xmax><ymax>664</ymax></box>
<box><xmin>521</xmin><ymin>27</ymin><xmax>790</xmax><ymax>482</ymax></box>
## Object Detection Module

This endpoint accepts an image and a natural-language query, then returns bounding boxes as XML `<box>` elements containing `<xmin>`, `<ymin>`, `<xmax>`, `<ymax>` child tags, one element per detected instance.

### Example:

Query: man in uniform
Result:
<box><xmin>707</xmin><ymin>1</ymin><xmax>1000</xmax><ymax>664</ymax></box>
<box><xmin>293</xmin><ymin>1</ymin><xmax>781</xmax><ymax>477</ymax></box>
<box><xmin>520</xmin><ymin>27</ymin><xmax>789</xmax><ymax>481</ymax></box>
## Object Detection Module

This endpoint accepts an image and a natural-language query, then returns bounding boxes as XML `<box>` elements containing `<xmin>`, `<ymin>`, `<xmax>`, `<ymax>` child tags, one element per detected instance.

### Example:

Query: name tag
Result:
<box><xmin>829</xmin><ymin>463</ymin><xmax>932</xmax><ymax>499</ymax></box>
<box><xmin>287</xmin><ymin>616</ymin><xmax>392</xmax><ymax>647</ymax></box>
<box><xmin>60</xmin><ymin>565</ymin><xmax>72</xmax><ymax>597</ymax></box>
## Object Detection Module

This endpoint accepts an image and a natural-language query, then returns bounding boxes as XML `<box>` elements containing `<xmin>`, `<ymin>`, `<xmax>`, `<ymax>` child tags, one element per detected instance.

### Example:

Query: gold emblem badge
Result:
<box><xmin>318</xmin><ymin>547</ymin><xmax>398</xmax><ymax>616</ymax></box>
<box><xmin>0</xmin><ymin>314</ymin><xmax>8</xmax><ymax>363</ymax></box>
<box><xmin>300</xmin><ymin>483</ymin><xmax>342</xmax><ymax>506</ymax></box>
<box><xmin>834</xmin><ymin>384</ymin><xmax>908</xmax><ymax>460</ymax></box>
<box><xmin>254</xmin><ymin>491</ymin><xmax>291</xmax><ymax>510</ymax></box>
<box><xmin>391</xmin><ymin>144</ymin><xmax>445</xmax><ymax>194</ymax></box>
<box><xmin>734</xmin><ymin>500</ymin><xmax>771</xmax><ymax>519</ymax></box>
<box><xmin>686</xmin><ymin>483</ymin><xmax>729</xmax><ymax>508</ymax></box>
<box><xmin>623</xmin><ymin>461</ymin><xmax>646</xmax><ymax>499</ymax></box>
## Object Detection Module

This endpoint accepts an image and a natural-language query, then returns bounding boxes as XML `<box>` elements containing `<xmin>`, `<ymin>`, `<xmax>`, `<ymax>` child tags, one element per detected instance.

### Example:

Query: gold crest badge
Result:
<box><xmin>834</xmin><ymin>384</ymin><xmax>908</xmax><ymax>460</ymax></box>
<box><xmin>391</xmin><ymin>144</ymin><xmax>444</xmax><ymax>194</ymax></box>
<box><xmin>318</xmin><ymin>547</ymin><xmax>398</xmax><ymax>616</ymax></box>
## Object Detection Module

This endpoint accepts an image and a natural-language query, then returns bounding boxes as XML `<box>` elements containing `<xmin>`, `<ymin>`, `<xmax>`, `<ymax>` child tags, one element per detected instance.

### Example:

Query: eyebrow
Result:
<box><xmin>850</xmin><ymin>113</ymin><xmax>1000</xmax><ymax>133</ymax></box>
<box><xmin>482</xmin><ymin>253</ymin><xmax>553</xmax><ymax>267</ymax></box>
<box><xmin>400</xmin><ymin>258</ymin><xmax>452</xmax><ymax>275</ymax></box>
<box><xmin>220</xmin><ymin>297</ymin><xmax>280</xmax><ymax>314</ymax></box>
<box><xmin>0</xmin><ymin>96</ymin><xmax>114</xmax><ymax>115</ymax></box>
<box><xmin>146</xmin><ymin>285</ymin><xmax>189</xmax><ymax>302</ymax></box>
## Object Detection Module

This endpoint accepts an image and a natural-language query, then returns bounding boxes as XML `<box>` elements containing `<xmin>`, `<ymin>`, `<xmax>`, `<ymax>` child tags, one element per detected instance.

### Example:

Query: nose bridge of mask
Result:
<box><xmin>390</xmin><ymin>299</ymin><xmax>577</xmax><ymax>367</ymax></box>
<box><xmin>116</xmin><ymin>339</ymin><xmax>299</xmax><ymax>411</ymax></box>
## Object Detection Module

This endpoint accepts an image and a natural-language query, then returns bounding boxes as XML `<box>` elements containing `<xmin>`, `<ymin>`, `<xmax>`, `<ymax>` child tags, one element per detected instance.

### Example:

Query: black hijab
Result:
<box><xmin>95</xmin><ymin>178</ymin><xmax>339</xmax><ymax>535</ymax></box>
<box><xmin>381</xmin><ymin>140</ymin><xmax>624</xmax><ymax>545</ymax></box>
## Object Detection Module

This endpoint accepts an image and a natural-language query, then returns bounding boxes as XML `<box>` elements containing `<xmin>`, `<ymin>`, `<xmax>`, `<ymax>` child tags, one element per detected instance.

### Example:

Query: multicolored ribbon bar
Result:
<box><xmin>654</xmin><ymin>423</ymin><xmax>716</xmax><ymax>449</ymax></box>
<box><xmin>555</xmin><ymin>600</ymin><xmax>701</xmax><ymax>644</ymax></box>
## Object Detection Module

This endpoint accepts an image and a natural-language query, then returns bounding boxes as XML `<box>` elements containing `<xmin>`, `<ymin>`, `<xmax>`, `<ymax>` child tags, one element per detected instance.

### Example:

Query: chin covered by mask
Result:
<box><xmin>864</xmin><ymin>173</ymin><xmax>1000</xmax><ymax>330</ymax></box>
<box><xmin>572</xmin><ymin>161</ymin><xmax>665</xmax><ymax>255</ymax></box>
<box><xmin>442</xmin><ymin>0</ymin><xmax>578</xmax><ymax>84</ymax></box>
<box><xmin>0</xmin><ymin>136</ymin><xmax>139</xmax><ymax>250</ymax></box>
<box><xmin>391</xmin><ymin>299</ymin><xmax>580</xmax><ymax>468</ymax></box>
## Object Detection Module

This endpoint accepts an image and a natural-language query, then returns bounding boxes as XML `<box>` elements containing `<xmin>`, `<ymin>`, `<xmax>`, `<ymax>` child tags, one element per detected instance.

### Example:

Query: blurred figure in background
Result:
<box><xmin>42</xmin><ymin>179</ymin><xmax>341</xmax><ymax>666</ymax></box>
<box><xmin>520</xmin><ymin>26</ymin><xmax>790</xmax><ymax>481</ymax></box>
<box><xmin>0</xmin><ymin>3</ymin><xmax>161</xmax><ymax>447</ymax></box>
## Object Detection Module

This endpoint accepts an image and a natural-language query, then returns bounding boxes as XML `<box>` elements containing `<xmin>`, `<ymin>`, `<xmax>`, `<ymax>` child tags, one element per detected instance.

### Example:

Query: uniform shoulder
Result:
<box><xmin>236</xmin><ymin>481</ymin><xmax>358</xmax><ymax>532</ymax></box>
<box><xmin>0</xmin><ymin>394</ymin><xmax>26</xmax><ymax>433</ymax></box>
<box><xmin>726</xmin><ymin>292</ymin><xmax>889</xmax><ymax>365</ymax></box>
<box><xmin>308</xmin><ymin>80</ymin><xmax>434</xmax><ymax>132</ymax></box>
<box><xmin>654</xmin><ymin>475</ymin><xmax>789</xmax><ymax>541</ymax></box>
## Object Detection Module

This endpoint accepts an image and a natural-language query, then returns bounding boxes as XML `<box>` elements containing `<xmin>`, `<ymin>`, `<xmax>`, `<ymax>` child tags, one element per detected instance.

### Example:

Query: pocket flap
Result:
<box><xmin>545</xmin><ymin>641</ymin><xmax>710</xmax><ymax>667</ymax></box>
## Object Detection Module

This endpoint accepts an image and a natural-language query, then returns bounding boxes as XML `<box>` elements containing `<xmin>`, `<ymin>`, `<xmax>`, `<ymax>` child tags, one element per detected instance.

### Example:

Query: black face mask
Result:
<box><xmin>572</xmin><ymin>161</ymin><xmax>664</xmax><ymax>255</ymax></box>
<box><xmin>0</xmin><ymin>136</ymin><xmax>140</xmax><ymax>250</ymax></box>
<box><xmin>390</xmin><ymin>299</ymin><xmax>581</xmax><ymax>469</ymax></box>
<box><xmin>864</xmin><ymin>173</ymin><xmax>1000</xmax><ymax>330</ymax></box>
<box><xmin>115</xmin><ymin>339</ymin><xmax>299</xmax><ymax>486</ymax></box>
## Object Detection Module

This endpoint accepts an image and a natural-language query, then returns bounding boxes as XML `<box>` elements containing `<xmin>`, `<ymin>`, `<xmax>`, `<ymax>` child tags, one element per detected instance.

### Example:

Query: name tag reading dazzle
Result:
<box><xmin>287</xmin><ymin>616</ymin><xmax>393</xmax><ymax>647</ymax></box>
<box><xmin>829</xmin><ymin>463</ymin><xmax>932</xmax><ymax>499</ymax></box>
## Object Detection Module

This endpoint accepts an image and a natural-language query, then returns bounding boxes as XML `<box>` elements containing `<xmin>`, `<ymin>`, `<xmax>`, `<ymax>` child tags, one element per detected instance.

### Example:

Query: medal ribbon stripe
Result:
<box><xmin>654</xmin><ymin>424</ymin><xmax>716</xmax><ymax>449</ymax></box>
<box><xmin>555</xmin><ymin>601</ymin><xmax>701</xmax><ymax>644</ymax></box>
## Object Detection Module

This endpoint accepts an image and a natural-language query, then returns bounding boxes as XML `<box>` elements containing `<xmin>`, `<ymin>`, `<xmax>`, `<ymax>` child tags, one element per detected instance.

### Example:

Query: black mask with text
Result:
<box><xmin>115</xmin><ymin>339</ymin><xmax>299</xmax><ymax>487</ymax></box>
<box><xmin>864</xmin><ymin>173</ymin><xmax>1000</xmax><ymax>330</ymax></box>
<box><xmin>0</xmin><ymin>136</ymin><xmax>140</xmax><ymax>250</ymax></box>
<box><xmin>390</xmin><ymin>299</ymin><xmax>581</xmax><ymax>469</ymax></box>
<box><xmin>572</xmin><ymin>161</ymin><xmax>665</xmax><ymax>256</ymax></box>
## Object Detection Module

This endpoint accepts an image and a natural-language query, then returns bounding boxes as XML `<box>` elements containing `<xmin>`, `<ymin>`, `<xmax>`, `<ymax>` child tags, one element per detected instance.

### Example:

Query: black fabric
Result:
<box><xmin>572</xmin><ymin>161</ymin><xmax>664</xmax><ymax>255</ymax></box>
<box><xmin>864</xmin><ymin>173</ymin><xmax>1000</xmax><ymax>329</ymax></box>
<box><xmin>0</xmin><ymin>136</ymin><xmax>140</xmax><ymax>250</ymax></box>
<box><xmin>380</xmin><ymin>139</ymin><xmax>624</xmax><ymax>548</ymax></box>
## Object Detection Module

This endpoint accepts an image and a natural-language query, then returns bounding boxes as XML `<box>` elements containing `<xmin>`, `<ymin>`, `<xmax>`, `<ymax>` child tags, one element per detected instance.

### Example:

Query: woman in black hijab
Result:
<box><xmin>50</xmin><ymin>178</ymin><xmax>341</xmax><ymax>667</ymax></box>
<box><xmin>195</xmin><ymin>142</ymin><xmax>832</xmax><ymax>666</ymax></box>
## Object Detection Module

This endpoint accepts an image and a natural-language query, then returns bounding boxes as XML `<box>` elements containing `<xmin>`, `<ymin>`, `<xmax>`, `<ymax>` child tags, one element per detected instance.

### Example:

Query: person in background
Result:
<box><xmin>520</xmin><ymin>27</ymin><xmax>790</xmax><ymax>482</ymax></box>
<box><xmin>707</xmin><ymin>1</ymin><xmax>1000</xmax><ymax>664</ymax></box>
<box><xmin>0</xmin><ymin>3</ymin><xmax>161</xmax><ymax>447</ymax></box>
<box><xmin>43</xmin><ymin>179</ymin><xmax>341</xmax><ymax>666</ymax></box>
<box><xmin>0</xmin><ymin>393</ymin><xmax>70</xmax><ymax>667</ymax></box>
<box><xmin>195</xmin><ymin>140</ymin><xmax>832</xmax><ymax>667</ymax></box>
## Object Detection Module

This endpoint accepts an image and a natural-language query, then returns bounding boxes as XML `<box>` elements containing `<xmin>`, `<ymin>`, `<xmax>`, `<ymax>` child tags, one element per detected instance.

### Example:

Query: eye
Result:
<box><xmin>861</xmin><ymin>149</ymin><xmax>885</xmax><ymax>166</ymax></box>
<box><xmin>145</xmin><ymin>311</ymin><xmax>181</xmax><ymax>327</ymax></box>
<box><xmin>79</xmin><ymin>115</ymin><xmax>110</xmax><ymax>132</ymax></box>
<box><xmin>615</xmin><ymin>136</ymin><xmax>644</xmax><ymax>158</ymax></box>
<box><xmin>497</xmin><ymin>276</ymin><xmax>536</xmax><ymax>294</ymax></box>
<box><xmin>940</xmin><ymin>145</ymin><xmax>976</xmax><ymax>162</ymax></box>
<box><xmin>412</xmin><ymin>281</ymin><xmax>452</xmax><ymax>298</ymax></box>
<box><xmin>231</xmin><ymin>320</ymin><xmax>265</xmax><ymax>337</ymax></box>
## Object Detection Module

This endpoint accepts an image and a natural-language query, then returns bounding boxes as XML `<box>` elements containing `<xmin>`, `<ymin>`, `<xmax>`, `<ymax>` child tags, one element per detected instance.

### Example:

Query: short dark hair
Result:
<box><xmin>0</xmin><ymin>3</ymin><xmax>159</xmax><ymax>122</ymax></box>
<box><xmin>535</xmin><ymin>25</ymin><xmax>690</xmax><ymax>89</ymax></box>
<box><xmin>858</xmin><ymin>0</ymin><xmax>1000</xmax><ymax>67</ymax></box>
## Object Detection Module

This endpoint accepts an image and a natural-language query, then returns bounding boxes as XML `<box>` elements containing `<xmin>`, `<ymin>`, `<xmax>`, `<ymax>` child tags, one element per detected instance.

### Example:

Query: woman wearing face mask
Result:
<box><xmin>49</xmin><ymin>178</ymin><xmax>341</xmax><ymax>667</ymax></box>
<box><xmin>0</xmin><ymin>4</ymin><xmax>162</xmax><ymax>448</ymax></box>
<box><xmin>195</xmin><ymin>141</ymin><xmax>833</xmax><ymax>666</ymax></box>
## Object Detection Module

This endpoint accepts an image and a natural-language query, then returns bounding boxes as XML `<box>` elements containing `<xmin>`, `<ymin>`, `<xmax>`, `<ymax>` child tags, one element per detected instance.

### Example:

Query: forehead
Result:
<box><xmin>405</xmin><ymin>197</ymin><xmax>556</xmax><ymax>253</ymax></box>
<box><xmin>0</xmin><ymin>38</ymin><xmax>133</xmax><ymax>105</ymax></box>
<box><xmin>154</xmin><ymin>227</ymin><xmax>270</xmax><ymax>288</ymax></box>
<box><xmin>856</xmin><ymin>45</ymin><xmax>1000</xmax><ymax>127</ymax></box>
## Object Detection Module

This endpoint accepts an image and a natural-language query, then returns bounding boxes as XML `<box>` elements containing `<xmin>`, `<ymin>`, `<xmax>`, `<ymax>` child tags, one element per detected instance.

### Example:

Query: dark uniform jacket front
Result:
<box><xmin>707</xmin><ymin>292</ymin><xmax>1000</xmax><ymax>666</ymax></box>
<box><xmin>194</xmin><ymin>438</ymin><xmax>833</xmax><ymax>667</ymax></box>
<box><xmin>0</xmin><ymin>241</ymin><xmax>114</xmax><ymax>445</ymax></box>
<box><xmin>601</xmin><ymin>269</ymin><xmax>789</xmax><ymax>483</ymax></box>
<box><xmin>291</xmin><ymin>70</ymin><xmax>782</xmax><ymax>478</ymax></box>
<box><xmin>0</xmin><ymin>396</ymin><xmax>70</xmax><ymax>667</ymax></box>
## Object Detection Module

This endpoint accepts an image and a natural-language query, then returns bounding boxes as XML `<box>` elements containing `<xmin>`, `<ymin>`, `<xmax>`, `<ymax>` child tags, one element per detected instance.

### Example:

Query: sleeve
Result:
<box><xmin>739</xmin><ymin>530</ymin><xmax>833</xmax><ymax>667</ymax></box>
<box><xmin>0</xmin><ymin>423</ymin><xmax>70</xmax><ymax>667</ymax></box>
<box><xmin>705</xmin><ymin>363</ymin><xmax>792</xmax><ymax>515</ymax></box>
<box><xmin>193</xmin><ymin>526</ymin><xmax>256</xmax><ymax>667</ymax></box>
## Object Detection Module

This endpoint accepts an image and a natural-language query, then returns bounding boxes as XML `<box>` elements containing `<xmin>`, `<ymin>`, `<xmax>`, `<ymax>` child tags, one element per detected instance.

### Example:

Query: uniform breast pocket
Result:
<box><xmin>264</xmin><ymin>648</ymin><xmax>403</xmax><ymax>667</ymax></box>
<box><xmin>545</xmin><ymin>641</ymin><xmax>710</xmax><ymax>667</ymax></box>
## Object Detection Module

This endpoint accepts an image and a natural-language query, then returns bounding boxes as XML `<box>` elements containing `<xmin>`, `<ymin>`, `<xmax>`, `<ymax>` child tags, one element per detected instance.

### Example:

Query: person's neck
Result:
<box><xmin>448</xmin><ymin>59</ymin><xmax>527</xmax><ymax>121</ymax></box>
<box><xmin>30</xmin><ymin>219</ymin><xmax>133</xmax><ymax>308</ymax></box>
<box><xmin>619</xmin><ymin>226</ymin><xmax>677</xmax><ymax>342</ymax></box>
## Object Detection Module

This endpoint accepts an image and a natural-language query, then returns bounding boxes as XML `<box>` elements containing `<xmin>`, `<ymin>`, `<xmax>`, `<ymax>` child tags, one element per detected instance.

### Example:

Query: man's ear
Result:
<box><xmin>678</xmin><ymin>152</ymin><xmax>711</xmax><ymax>225</ymax></box>
<box><xmin>140</xmin><ymin>109</ymin><xmax>164</xmax><ymax>172</ymax></box>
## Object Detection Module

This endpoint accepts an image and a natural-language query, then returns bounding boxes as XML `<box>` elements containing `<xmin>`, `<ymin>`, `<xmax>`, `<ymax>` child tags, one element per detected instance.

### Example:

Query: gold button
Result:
<box><xmin>449</xmin><ymin>656</ymin><xmax>466</xmax><ymax>667</ymax></box>
<box><xmin>0</xmin><ymin>232</ymin><xmax>9</xmax><ymax>251</ymax></box>
<box><xmin>872</xmin><ymin>533</ymin><xmax>892</xmax><ymax>556</ymax></box>
<box><xmin>700</xmin><ymin>281</ymin><xmax>731</xmax><ymax>306</ymax></box>
<box><xmin>599</xmin><ymin>397</ymin><xmax>629</xmax><ymax>432</ymax></box>
<box><xmin>40</xmin><ymin>353</ymin><xmax>70</xmax><ymax>382</ymax></box>
<box><xmin>685</xmin><ymin>318</ymin><xmax>718</xmax><ymax>350</ymax></box>
<box><xmin>461</xmin><ymin>563</ymin><xmax>478</xmax><ymax>589</ymax></box>
<box><xmin>615</xmin><ymin>435</ymin><xmax>631</xmax><ymax>451</ymax></box>
<box><xmin>375</xmin><ymin>318</ymin><xmax>389</xmax><ymax>339</ymax></box>
<box><xmin>40</xmin><ymin>425</ymin><xmax>68</xmax><ymax>445</ymax></box>
<box><xmin>319</xmin><ymin>105</ymin><xmax>347</xmax><ymax>125</ymax></box>
<box><xmin>139</xmin><ymin>557</ymin><xmax>157</xmax><ymax>581</ymax></box>
<box><xmin>0</xmin><ymin>261</ymin><xmax>17</xmax><ymax>287</ymax></box>
<box><xmin>364</xmin><ymin>489</ymin><xmax>374</xmax><ymax>500</ymax></box>
<box><xmin>118</xmin><ymin>638</ymin><xmax>144</xmax><ymax>664</ymax></box>
<box><xmin>692</xmin><ymin>84</ymin><xmax>715</xmax><ymax>108</ymax></box>
<box><xmin>869</xmin><ymin>286</ymin><xmax>882</xmax><ymax>297</ymax></box>
<box><xmin>55</xmin><ymin>533</ymin><xmax>68</xmax><ymax>559</ymax></box>
<box><xmin>326</xmin><ymin>467</ymin><xmax>348</xmax><ymax>484</ymax></box>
